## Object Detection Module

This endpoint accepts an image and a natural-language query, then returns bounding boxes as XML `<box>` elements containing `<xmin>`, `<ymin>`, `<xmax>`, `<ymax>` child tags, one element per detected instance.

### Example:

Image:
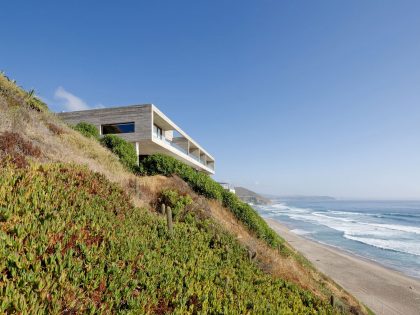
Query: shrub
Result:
<box><xmin>222</xmin><ymin>190</ymin><xmax>285</xmax><ymax>249</ymax></box>
<box><xmin>138</xmin><ymin>154</ymin><xmax>223</xmax><ymax>200</ymax></box>
<box><xmin>139</xmin><ymin>154</ymin><xmax>288</xmax><ymax>251</ymax></box>
<box><xmin>72</xmin><ymin>121</ymin><xmax>100</xmax><ymax>140</ymax></box>
<box><xmin>100</xmin><ymin>134</ymin><xmax>137</xmax><ymax>171</ymax></box>
<box><xmin>160</xmin><ymin>189</ymin><xmax>192</xmax><ymax>220</ymax></box>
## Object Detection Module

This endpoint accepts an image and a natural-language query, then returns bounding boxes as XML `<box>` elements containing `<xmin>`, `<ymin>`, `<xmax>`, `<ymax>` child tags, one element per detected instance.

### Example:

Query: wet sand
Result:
<box><xmin>267</xmin><ymin>219</ymin><xmax>420</xmax><ymax>315</ymax></box>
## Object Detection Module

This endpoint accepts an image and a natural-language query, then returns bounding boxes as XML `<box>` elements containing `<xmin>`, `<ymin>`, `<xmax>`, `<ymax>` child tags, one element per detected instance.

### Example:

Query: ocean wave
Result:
<box><xmin>258</xmin><ymin>201</ymin><xmax>420</xmax><ymax>276</ymax></box>
<box><xmin>344</xmin><ymin>235</ymin><xmax>420</xmax><ymax>257</ymax></box>
<box><xmin>262</xmin><ymin>203</ymin><xmax>420</xmax><ymax>256</ymax></box>
<box><xmin>267</xmin><ymin>203</ymin><xmax>420</xmax><ymax>237</ymax></box>
<box><xmin>328</xmin><ymin>210</ymin><xmax>369</xmax><ymax>216</ymax></box>
<box><xmin>312</xmin><ymin>212</ymin><xmax>355</xmax><ymax>223</ymax></box>
<box><xmin>290</xmin><ymin>229</ymin><xmax>311</xmax><ymax>235</ymax></box>
<box><xmin>286</xmin><ymin>213</ymin><xmax>402</xmax><ymax>238</ymax></box>
<box><xmin>367</xmin><ymin>223</ymin><xmax>420</xmax><ymax>235</ymax></box>
<box><xmin>271</xmin><ymin>203</ymin><xmax>311</xmax><ymax>213</ymax></box>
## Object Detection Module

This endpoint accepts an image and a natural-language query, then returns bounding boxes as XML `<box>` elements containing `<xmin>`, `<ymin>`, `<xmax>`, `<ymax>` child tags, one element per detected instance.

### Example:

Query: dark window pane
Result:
<box><xmin>153</xmin><ymin>124</ymin><xmax>163</xmax><ymax>138</ymax></box>
<box><xmin>102</xmin><ymin>122</ymin><xmax>135</xmax><ymax>134</ymax></box>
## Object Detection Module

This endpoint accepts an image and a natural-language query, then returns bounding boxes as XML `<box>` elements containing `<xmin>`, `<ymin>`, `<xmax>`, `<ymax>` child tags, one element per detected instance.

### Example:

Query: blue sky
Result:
<box><xmin>1</xmin><ymin>1</ymin><xmax>420</xmax><ymax>199</ymax></box>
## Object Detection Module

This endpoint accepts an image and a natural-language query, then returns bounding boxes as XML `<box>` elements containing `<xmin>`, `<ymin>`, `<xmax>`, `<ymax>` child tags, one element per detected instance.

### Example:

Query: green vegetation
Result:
<box><xmin>221</xmin><ymin>190</ymin><xmax>286</xmax><ymax>250</ymax></box>
<box><xmin>72</xmin><ymin>122</ymin><xmax>100</xmax><ymax>140</ymax></box>
<box><xmin>139</xmin><ymin>154</ymin><xmax>289</xmax><ymax>251</ymax></box>
<box><xmin>138</xmin><ymin>154</ymin><xmax>223</xmax><ymax>200</ymax></box>
<box><xmin>0</xmin><ymin>162</ymin><xmax>335</xmax><ymax>314</ymax></box>
<box><xmin>100</xmin><ymin>134</ymin><xmax>138</xmax><ymax>172</ymax></box>
<box><xmin>0</xmin><ymin>72</ymin><xmax>48</xmax><ymax>112</ymax></box>
<box><xmin>160</xmin><ymin>189</ymin><xmax>193</xmax><ymax>220</ymax></box>
<box><xmin>69</xmin><ymin>124</ymin><xmax>137</xmax><ymax>172</ymax></box>
<box><xmin>67</xmin><ymin>124</ymin><xmax>291</xmax><ymax>252</ymax></box>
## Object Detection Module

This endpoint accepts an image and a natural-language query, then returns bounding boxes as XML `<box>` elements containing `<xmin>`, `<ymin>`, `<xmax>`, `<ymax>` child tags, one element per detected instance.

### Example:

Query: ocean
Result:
<box><xmin>255</xmin><ymin>200</ymin><xmax>420</xmax><ymax>279</ymax></box>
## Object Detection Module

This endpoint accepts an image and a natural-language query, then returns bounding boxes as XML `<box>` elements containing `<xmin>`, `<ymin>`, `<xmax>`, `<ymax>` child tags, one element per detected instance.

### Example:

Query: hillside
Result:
<box><xmin>0</xmin><ymin>74</ymin><xmax>368</xmax><ymax>314</ymax></box>
<box><xmin>235</xmin><ymin>186</ymin><xmax>271</xmax><ymax>205</ymax></box>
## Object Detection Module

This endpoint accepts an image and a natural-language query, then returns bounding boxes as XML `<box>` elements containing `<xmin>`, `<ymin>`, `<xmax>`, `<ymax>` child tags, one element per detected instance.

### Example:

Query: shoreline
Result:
<box><xmin>266</xmin><ymin>218</ymin><xmax>420</xmax><ymax>315</ymax></box>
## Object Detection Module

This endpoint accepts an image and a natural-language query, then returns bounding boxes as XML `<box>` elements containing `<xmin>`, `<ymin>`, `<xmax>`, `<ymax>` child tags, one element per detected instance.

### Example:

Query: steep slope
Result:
<box><xmin>0</xmin><ymin>74</ymin><xmax>368</xmax><ymax>314</ymax></box>
<box><xmin>1</xmin><ymin>163</ymin><xmax>335</xmax><ymax>313</ymax></box>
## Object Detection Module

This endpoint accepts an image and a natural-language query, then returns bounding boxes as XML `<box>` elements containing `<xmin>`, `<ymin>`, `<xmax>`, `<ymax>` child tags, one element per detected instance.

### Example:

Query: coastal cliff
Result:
<box><xmin>0</xmin><ymin>73</ymin><xmax>368</xmax><ymax>314</ymax></box>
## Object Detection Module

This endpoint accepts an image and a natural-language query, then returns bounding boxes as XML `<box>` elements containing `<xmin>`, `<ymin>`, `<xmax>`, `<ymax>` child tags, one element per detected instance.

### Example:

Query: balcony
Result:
<box><xmin>152</xmin><ymin>131</ymin><xmax>214</xmax><ymax>171</ymax></box>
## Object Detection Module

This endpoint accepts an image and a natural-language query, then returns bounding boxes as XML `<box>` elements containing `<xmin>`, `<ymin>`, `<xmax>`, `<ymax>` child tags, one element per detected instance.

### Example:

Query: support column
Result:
<box><xmin>135</xmin><ymin>142</ymin><xmax>140</xmax><ymax>165</ymax></box>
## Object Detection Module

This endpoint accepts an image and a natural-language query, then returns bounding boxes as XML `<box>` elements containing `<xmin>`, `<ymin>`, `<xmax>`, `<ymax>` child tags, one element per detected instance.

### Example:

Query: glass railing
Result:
<box><xmin>190</xmin><ymin>154</ymin><xmax>201</xmax><ymax>163</ymax></box>
<box><xmin>153</xmin><ymin>133</ymin><xmax>213</xmax><ymax>170</ymax></box>
<box><xmin>171</xmin><ymin>142</ymin><xmax>188</xmax><ymax>155</ymax></box>
<box><xmin>153</xmin><ymin>133</ymin><xmax>188</xmax><ymax>156</ymax></box>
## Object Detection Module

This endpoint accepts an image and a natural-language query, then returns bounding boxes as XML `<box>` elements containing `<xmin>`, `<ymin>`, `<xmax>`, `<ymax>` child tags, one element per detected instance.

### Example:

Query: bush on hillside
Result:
<box><xmin>160</xmin><ymin>189</ymin><xmax>193</xmax><ymax>220</ymax></box>
<box><xmin>100</xmin><ymin>134</ymin><xmax>137</xmax><ymax>171</ymax></box>
<box><xmin>139</xmin><ymin>154</ymin><xmax>288</xmax><ymax>251</ymax></box>
<box><xmin>138</xmin><ymin>154</ymin><xmax>223</xmax><ymax>200</ymax></box>
<box><xmin>0</xmin><ymin>162</ymin><xmax>334</xmax><ymax>313</ymax></box>
<box><xmin>72</xmin><ymin>121</ymin><xmax>100</xmax><ymax>140</ymax></box>
<box><xmin>222</xmin><ymin>190</ymin><xmax>282</xmax><ymax>249</ymax></box>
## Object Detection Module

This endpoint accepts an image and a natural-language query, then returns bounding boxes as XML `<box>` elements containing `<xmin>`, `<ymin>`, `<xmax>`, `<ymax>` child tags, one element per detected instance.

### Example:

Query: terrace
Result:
<box><xmin>151</xmin><ymin>107</ymin><xmax>215</xmax><ymax>173</ymax></box>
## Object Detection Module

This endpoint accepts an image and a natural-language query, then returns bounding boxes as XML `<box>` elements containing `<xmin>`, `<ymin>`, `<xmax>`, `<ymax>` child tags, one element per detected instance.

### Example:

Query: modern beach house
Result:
<box><xmin>57</xmin><ymin>104</ymin><xmax>215</xmax><ymax>174</ymax></box>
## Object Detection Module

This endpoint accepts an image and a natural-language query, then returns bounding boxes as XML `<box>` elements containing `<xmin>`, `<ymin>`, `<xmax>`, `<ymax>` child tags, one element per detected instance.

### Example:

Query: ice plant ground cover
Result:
<box><xmin>0</xmin><ymin>162</ymin><xmax>334</xmax><ymax>314</ymax></box>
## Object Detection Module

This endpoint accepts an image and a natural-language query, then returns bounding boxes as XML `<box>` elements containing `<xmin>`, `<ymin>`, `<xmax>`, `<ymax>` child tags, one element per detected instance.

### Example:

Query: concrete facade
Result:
<box><xmin>57</xmin><ymin>104</ymin><xmax>215</xmax><ymax>174</ymax></box>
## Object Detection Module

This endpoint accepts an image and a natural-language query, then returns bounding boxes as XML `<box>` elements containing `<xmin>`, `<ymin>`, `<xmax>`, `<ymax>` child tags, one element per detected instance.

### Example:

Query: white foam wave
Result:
<box><xmin>312</xmin><ymin>212</ymin><xmax>355</xmax><ymax>223</ymax></box>
<box><xmin>271</xmin><ymin>203</ymin><xmax>311</xmax><ymax>213</ymax></box>
<box><xmin>367</xmin><ymin>223</ymin><xmax>420</xmax><ymax>235</ymax></box>
<box><xmin>266</xmin><ymin>203</ymin><xmax>420</xmax><ymax>257</ymax></box>
<box><xmin>269</xmin><ymin>203</ymin><xmax>420</xmax><ymax>238</ymax></box>
<box><xmin>344</xmin><ymin>235</ymin><xmax>420</xmax><ymax>257</ymax></box>
<box><xmin>290</xmin><ymin>229</ymin><xmax>311</xmax><ymax>235</ymax></box>
<box><xmin>329</xmin><ymin>210</ymin><xmax>367</xmax><ymax>216</ymax></box>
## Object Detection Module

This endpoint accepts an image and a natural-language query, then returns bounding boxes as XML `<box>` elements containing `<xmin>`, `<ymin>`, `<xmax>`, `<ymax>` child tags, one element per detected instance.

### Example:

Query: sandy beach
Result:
<box><xmin>267</xmin><ymin>219</ymin><xmax>420</xmax><ymax>315</ymax></box>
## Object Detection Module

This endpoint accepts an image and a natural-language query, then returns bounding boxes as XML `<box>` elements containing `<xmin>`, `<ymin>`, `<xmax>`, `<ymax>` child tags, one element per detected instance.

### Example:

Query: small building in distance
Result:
<box><xmin>218</xmin><ymin>182</ymin><xmax>236</xmax><ymax>194</ymax></box>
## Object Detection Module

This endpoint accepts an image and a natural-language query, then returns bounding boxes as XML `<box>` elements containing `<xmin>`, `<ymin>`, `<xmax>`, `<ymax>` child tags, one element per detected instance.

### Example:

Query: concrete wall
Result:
<box><xmin>164</xmin><ymin>130</ymin><xmax>173</xmax><ymax>141</ymax></box>
<box><xmin>57</xmin><ymin>104</ymin><xmax>152</xmax><ymax>142</ymax></box>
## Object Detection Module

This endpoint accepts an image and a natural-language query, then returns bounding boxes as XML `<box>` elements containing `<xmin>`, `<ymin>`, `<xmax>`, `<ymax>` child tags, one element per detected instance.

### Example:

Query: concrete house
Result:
<box><xmin>57</xmin><ymin>104</ymin><xmax>215</xmax><ymax>174</ymax></box>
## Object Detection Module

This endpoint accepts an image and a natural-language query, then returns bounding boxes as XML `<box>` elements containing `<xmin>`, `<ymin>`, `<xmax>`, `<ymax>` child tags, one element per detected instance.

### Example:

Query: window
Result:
<box><xmin>153</xmin><ymin>124</ymin><xmax>163</xmax><ymax>139</ymax></box>
<box><xmin>102</xmin><ymin>122</ymin><xmax>135</xmax><ymax>134</ymax></box>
